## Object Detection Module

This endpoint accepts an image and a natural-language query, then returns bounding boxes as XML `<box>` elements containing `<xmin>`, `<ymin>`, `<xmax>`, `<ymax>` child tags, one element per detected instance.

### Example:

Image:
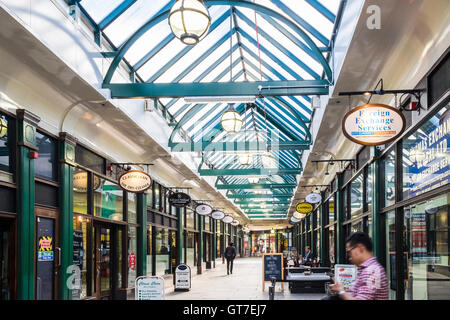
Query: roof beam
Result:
<box><xmin>104</xmin><ymin>80</ymin><xmax>329</xmax><ymax>99</ymax></box>
<box><xmin>234</xmin><ymin>200</ymin><xmax>290</xmax><ymax>205</ymax></box>
<box><xmin>198</xmin><ymin>168</ymin><xmax>301</xmax><ymax>176</ymax></box>
<box><xmin>227</xmin><ymin>194</ymin><xmax>292</xmax><ymax>199</ymax></box>
<box><xmin>216</xmin><ymin>183</ymin><xmax>297</xmax><ymax>190</ymax></box>
<box><xmin>98</xmin><ymin>0</ymin><xmax>137</xmax><ymax>30</ymax></box>
<box><xmin>169</xmin><ymin>140</ymin><xmax>310</xmax><ymax>152</ymax></box>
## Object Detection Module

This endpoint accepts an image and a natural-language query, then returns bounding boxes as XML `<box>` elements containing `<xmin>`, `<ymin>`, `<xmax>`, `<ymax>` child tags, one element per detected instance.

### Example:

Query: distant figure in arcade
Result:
<box><xmin>303</xmin><ymin>246</ymin><xmax>314</xmax><ymax>266</ymax></box>
<box><xmin>224</xmin><ymin>242</ymin><xmax>236</xmax><ymax>275</ymax></box>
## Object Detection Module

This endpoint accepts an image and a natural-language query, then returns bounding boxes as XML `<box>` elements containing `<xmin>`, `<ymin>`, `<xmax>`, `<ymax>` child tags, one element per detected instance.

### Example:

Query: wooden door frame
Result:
<box><xmin>35</xmin><ymin>206</ymin><xmax>59</xmax><ymax>300</ymax></box>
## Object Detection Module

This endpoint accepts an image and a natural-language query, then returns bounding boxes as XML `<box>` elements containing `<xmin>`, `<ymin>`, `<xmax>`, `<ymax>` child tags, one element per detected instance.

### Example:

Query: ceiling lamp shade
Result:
<box><xmin>261</xmin><ymin>152</ymin><xmax>277</xmax><ymax>168</ymax></box>
<box><xmin>221</xmin><ymin>106</ymin><xmax>243</xmax><ymax>133</ymax></box>
<box><xmin>238</xmin><ymin>153</ymin><xmax>253</xmax><ymax>166</ymax></box>
<box><xmin>248</xmin><ymin>177</ymin><xmax>259</xmax><ymax>184</ymax></box>
<box><xmin>169</xmin><ymin>0</ymin><xmax>211</xmax><ymax>45</ymax></box>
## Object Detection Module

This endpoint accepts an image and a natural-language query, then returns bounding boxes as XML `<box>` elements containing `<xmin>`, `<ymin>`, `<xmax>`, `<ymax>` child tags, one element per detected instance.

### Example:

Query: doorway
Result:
<box><xmin>0</xmin><ymin>218</ymin><xmax>14</xmax><ymax>300</ymax></box>
<box><xmin>92</xmin><ymin>222</ymin><xmax>125</xmax><ymax>300</ymax></box>
<box><xmin>36</xmin><ymin>216</ymin><xmax>58</xmax><ymax>300</ymax></box>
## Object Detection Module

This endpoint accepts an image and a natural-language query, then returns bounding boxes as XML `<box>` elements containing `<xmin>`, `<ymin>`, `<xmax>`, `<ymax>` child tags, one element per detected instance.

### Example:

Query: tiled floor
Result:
<box><xmin>164</xmin><ymin>257</ymin><xmax>325</xmax><ymax>300</ymax></box>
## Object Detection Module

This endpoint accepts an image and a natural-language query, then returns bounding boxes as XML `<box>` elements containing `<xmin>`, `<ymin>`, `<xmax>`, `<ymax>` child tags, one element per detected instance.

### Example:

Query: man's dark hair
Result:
<box><xmin>346</xmin><ymin>232</ymin><xmax>373</xmax><ymax>252</ymax></box>
<box><xmin>229</xmin><ymin>242</ymin><xmax>234</xmax><ymax>246</ymax></box>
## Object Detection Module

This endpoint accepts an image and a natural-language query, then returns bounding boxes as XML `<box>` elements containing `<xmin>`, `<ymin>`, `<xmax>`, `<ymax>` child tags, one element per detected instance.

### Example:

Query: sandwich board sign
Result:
<box><xmin>174</xmin><ymin>264</ymin><xmax>191</xmax><ymax>291</ymax></box>
<box><xmin>135</xmin><ymin>276</ymin><xmax>165</xmax><ymax>300</ymax></box>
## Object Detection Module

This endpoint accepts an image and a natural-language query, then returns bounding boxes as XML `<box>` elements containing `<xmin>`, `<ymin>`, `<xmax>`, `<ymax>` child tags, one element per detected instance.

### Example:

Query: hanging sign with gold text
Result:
<box><xmin>119</xmin><ymin>170</ymin><xmax>152</xmax><ymax>193</ymax></box>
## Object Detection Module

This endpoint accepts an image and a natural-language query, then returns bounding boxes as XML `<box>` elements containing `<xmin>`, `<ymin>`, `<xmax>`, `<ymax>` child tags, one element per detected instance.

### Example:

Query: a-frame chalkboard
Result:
<box><xmin>262</xmin><ymin>253</ymin><xmax>284</xmax><ymax>292</ymax></box>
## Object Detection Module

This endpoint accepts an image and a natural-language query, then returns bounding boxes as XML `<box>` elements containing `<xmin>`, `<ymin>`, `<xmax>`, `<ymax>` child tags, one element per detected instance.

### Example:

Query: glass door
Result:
<box><xmin>0</xmin><ymin>219</ymin><xmax>13</xmax><ymax>300</ymax></box>
<box><xmin>94</xmin><ymin>223</ymin><xmax>112</xmax><ymax>299</ymax></box>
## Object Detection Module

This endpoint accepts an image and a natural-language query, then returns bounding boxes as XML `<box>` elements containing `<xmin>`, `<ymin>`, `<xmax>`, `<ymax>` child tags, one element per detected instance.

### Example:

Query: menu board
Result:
<box><xmin>334</xmin><ymin>264</ymin><xmax>357</xmax><ymax>295</ymax></box>
<box><xmin>73</xmin><ymin>230</ymin><xmax>84</xmax><ymax>268</ymax></box>
<box><xmin>263</xmin><ymin>253</ymin><xmax>283</xmax><ymax>282</ymax></box>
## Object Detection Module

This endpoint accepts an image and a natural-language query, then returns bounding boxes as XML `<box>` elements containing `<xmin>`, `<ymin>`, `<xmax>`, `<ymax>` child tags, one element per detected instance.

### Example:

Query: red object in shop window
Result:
<box><xmin>29</xmin><ymin>151</ymin><xmax>39</xmax><ymax>159</ymax></box>
<box><xmin>129</xmin><ymin>253</ymin><xmax>136</xmax><ymax>270</ymax></box>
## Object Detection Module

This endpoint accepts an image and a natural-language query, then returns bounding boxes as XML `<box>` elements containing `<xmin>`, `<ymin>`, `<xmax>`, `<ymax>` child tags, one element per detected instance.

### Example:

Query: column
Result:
<box><xmin>371</xmin><ymin>146</ymin><xmax>381</xmax><ymax>259</ymax></box>
<box><xmin>16</xmin><ymin>109</ymin><xmax>40</xmax><ymax>300</ymax></box>
<box><xmin>198</xmin><ymin>216</ymin><xmax>203</xmax><ymax>274</ymax></box>
<box><xmin>212</xmin><ymin>219</ymin><xmax>216</xmax><ymax>267</ymax></box>
<box><xmin>176</xmin><ymin>207</ymin><xmax>183</xmax><ymax>264</ymax></box>
<box><xmin>320</xmin><ymin>196</ymin><xmax>326</xmax><ymax>264</ymax></box>
<box><xmin>58</xmin><ymin>132</ymin><xmax>76</xmax><ymax>300</ymax></box>
<box><xmin>336</xmin><ymin>173</ymin><xmax>344</xmax><ymax>264</ymax></box>
<box><xmin>137</xmin><ymin>193</ymin><xmax>147</xmax><ymax>277</ymax></box>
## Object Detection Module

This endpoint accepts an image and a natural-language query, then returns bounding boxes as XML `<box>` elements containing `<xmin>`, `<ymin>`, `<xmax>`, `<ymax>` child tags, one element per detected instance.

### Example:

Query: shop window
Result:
<box><xmin>315</xmin><ymin>208</ymin><xmax>320</xmax><ymax>228</ymax></box>
<box><xmin>127</xmin><ymin>226</ymin><xmax>137</xmax><ymax>288</ymax></box>
<box><xmin>204</xmin><ymin>216</ymin><xmax>210</xmax><ymax>231</ymax></box>
<box><xmin>342</xmin><ymin>186</ymin><xmax>349</xmax><ymax>220</ymax></box>
<box><xmin>385</xmin><ymin>211</ymin><xmax>396</xmax><ymax>300</ymax></box>
<box><xmin>35</xmin><ymin>131</ymin><xmax>57</xmax><ymax>181</ymax></box>
<box><xmin>357</xmin><ymin>146</ymin><xmax>370</xmax><ymax>170</ymax></box>
<box><xmin>155</xmin><ymin>227</ymin><xmax>170</xmax><ymax>276</ymax></box>
<box><xmin>35</xmin><ymin>182</ymin><xmax>58</xmax><ymax>207</ymax></box>
<box><xmin>328</xmin><ymin>225</ymin><xmax>336</xmax><ymax>265</ymax></box>
<box><xmin>382</xmin><ymin>149</ymin><xmax>396</xmax><ymax>207</ymax></box>
<box><xmin>428</xmin><ymin>51</ymin><xmax>449</xmax><ymax>106</ymax></box>
<box><xmin>342</xmin><ymin>166</ymin><xmax>353</xmax><ymax>186</ymax></box>
<box><xmin>75</xmin><ymin>145</ymin><xmax>105</xmax><ymax>174</ymax></box>
<box><xmin>127</xmin><ymin>192</ymin><xmax>137</xmax><ymax>224</ymax></box>
<box><xmin>186</xmin><ymin>231</ymin><xmax>195</xmax><ymax>268</ymax></box>
<box><xmin>404</xmin><ymin>193</ymin><xmax>449</xmax><ymax>300</ymax></box>
<box><xmin>365</xmin><ymin>165</ymin><xmax>374</xmax><ymax>213</ymax></box>
<box><xmin>146</xmin><ymin>226</ymin><xmax>152</xmax><ymax>276</ymax></box>
<box><xmin>153</xmin><ymin>183</ymin><xmax>160</xmax><ymax>211</ymax></box>
<box><xmin>329</xmin><ymin>195</ymin><xmax>335</xmax><ymax>224</ymax></box>
<box><xmin>186</xmin><ymin>207</ymin><xmax>195</xmax><ymax>229</ymax></box>
<box><xmin>73</xmin><ymin>168</ymin><xmax>88</xmax><ymax>215</ymax></box>
<box><xmin>72</xmin><ymin>215</ymin><xmax>89</xmax><ymax>300</ymax></box>
<box><xmin>94</xmin><ymin>177</ymin><xmax>124</xmax><ymax>221</ymax></box>
<box><xmin>0</xmin><ymin>113</ymin><xmax>14</xmax><ymax>181</ymax></box>
<box><xmin>351</xmin><ymin>174</ymin><xmax>363</xmax><ymax>218</ymax></box>
<box><xmin>0</xmin><ymin>186</ymin><xmax>15</xmax><ymax>213</ymax></box>
<box><xmin>403</xmin><ymin>104</ymin><xmax>449</xmax><ymax>200</ymax></box>
<box><xmin>146</xmin><ymin>185</ymin><xmax>153</xmax><ymax>208</ymax></box>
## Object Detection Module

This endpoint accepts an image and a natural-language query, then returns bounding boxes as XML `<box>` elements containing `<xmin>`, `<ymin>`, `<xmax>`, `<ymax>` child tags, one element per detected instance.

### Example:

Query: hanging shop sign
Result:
<box><xmin>342</xmin><ymin>104</ymin><xmax>406</xmax><ymax>146</ymax></box>
<box><xmin>135</xmin><ymin>276</ymin><xmax>165</xmax><ymax>300</ymax></box>
<box><xmin>211</xmin><ymin>210</ymin><xmax>225</xmax><ymax>220</ymax></box>
<box><xmin>293</xmin><ymin>211</ymin><xmax>306</xmax><ymax>219</ymax></box>
<box><xmin>195</xmin><ymin>203</ymin><xmax>212</xmax><ymax>216</ymax></box>
<box><xmin>119</xmin><ymin>170</ymin><xmax>152</xmax><ymax>193</ymax></box>
<box><xmin>231</xmin><ymin>219</ymin><xmax>240</xmax><ymax>226</ymax></box>
<box><xmin>296</xmin><ymin>202</ymin><xmax>313</xmax><ymax>214</ymax></box>
<box><xmin>290</xmin><ymin>216</ymin><xmax>301</xmax><ymax>223</ymax></box>
<box><xmin>305</xmin><ymin>193</ymin><xmax>322</xmax><ymax>204</ymax></box>
<box><xmin>73</xmin><ymin>171</ymin><xmax>101</xmax><ymax>192</ymax></box>
<box><xmin>168</xmin><ymin>192</ymin><xmax>191</xmax><ymax>208</ymax></box>
<box><xmin>222</xmin><ymin>215</ymin><xmax>233</xmax><ymax>224</ymax></box>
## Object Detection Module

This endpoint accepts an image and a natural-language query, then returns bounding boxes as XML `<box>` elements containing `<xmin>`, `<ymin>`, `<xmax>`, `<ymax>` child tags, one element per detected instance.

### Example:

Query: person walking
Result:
<box><xmin>303</xmin><ymin>246</ymin><xmax>314</xmax><ymax>266</ymax></box>
<box><xmin>224</xmin><ymin>242</ymin><xmax>236</xmax><ymax>275</ymax></box>
<box><xmin>330</xmin><ymin>232</ymin><xmax>388</xmax><ymax>300</ymax></box>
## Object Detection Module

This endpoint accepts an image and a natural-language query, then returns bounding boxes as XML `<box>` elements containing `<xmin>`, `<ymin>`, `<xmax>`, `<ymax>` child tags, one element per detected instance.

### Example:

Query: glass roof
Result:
<box><xmin>74</xmin><ymin>0</ymin><xmax>343</xmax><ymax>220</ymax></box>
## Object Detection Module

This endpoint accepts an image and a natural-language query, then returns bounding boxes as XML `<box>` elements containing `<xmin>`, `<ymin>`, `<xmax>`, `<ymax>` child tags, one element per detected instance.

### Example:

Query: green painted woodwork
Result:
<box><xmin>320</xmin><ymin>198</ymin><xmax>326</xmax><ymax>263</ymax></box>
<box><xmin>216</xmin><ymin>183</ymin><xmax>296</xmax><ymax>190</ymax></box>
<box><xmin>212</xmin><ymin>219</ymin><xmax>216</xmax><ymax>261</ymax></box>
<box><xmin>16</xmin><ymin>109</ymin><xmax>40</xmax><ymax>300</ymax></box>
<box><xmin>176</xmin><ymin>207</ymin><xmax>183</xmax><ymax>264</ymax></box>
<box><xmin>199</xmin><ymin>216</ymin><xmax>203</xmax><ymax>273</ymax></box>
<box><xmin>104</xmin><ymin>80</ymin><xmax>329</xmax><ymax>98</ymax></box>
<box><xmin>227</xmin><ymin>194</ymin><xmax>292</xmax><ymax>199</ymax></box>
<box><xmin>137</xmin><ymin>193</ymin><xmax>147</xmax><ymax>277</ymax></box>
<box><xmin>58</xmin><ymin>133</ymin><xmax>76</xmax><ymax>300</ymax></box>
<box><xmin>336</xmin><ymin>173</ymin><xmax>344</xmax><ymax>264</ymax></box>
<box><xmin>199</xmin><ymin>168</ymin><xmax>302</xmax><ymax>176</ymax></box>
<box><xmin>169</xmin><ymin>141</ymin><xmax>310</xmax><ymax>152</ymax></box>
<box><xmin>371</xmin><ymin>147</ymin><xmax>381</xmax><ymax>259</ymax></box>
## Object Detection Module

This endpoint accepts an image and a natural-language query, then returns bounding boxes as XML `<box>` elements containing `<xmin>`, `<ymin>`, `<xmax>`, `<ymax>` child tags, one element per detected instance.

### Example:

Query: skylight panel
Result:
<box><xmin>80</xmin><ymin>0</ymin><xmax>125</xmax><ymax>24</ymax></box>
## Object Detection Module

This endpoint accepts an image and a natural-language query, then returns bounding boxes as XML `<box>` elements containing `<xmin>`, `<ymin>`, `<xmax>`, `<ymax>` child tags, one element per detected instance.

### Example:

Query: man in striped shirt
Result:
<box><xmin>330</xmin><ymin>232</ymin><xmax>388</xmax><ymax>300</ymax></box>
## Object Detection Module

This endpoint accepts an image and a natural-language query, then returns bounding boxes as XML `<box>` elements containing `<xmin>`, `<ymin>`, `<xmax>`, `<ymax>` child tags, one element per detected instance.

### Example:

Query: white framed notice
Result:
<box><xmin>135</xmin><ymin>276</ymin><xmax>165</xmax><ymax>300</ymax></box>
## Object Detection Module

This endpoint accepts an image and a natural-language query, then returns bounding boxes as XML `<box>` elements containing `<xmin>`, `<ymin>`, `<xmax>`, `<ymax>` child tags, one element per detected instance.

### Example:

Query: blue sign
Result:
<box><xmin>404</xmin><ymin>107</ymin><xmax>449</xmax><ymax>198</ymax></box>
<box><xmin>38</xmin><ymin>251</ymin><xmax>54</xmax><ymax>262</ymax></box>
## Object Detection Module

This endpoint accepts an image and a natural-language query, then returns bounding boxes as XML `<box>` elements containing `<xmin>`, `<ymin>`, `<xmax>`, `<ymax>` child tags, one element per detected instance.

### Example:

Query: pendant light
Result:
<box><xmin>248</xmin><ymin>177</ymin><xmax>259</xmax><ymax>184</ymax></box>
<box><xmin>169</xmin><ymin>0</ymin><xmax>211</xmax><ymax>45</ymax></box>
<box><xmin>221</xmin><ymin>104</ymin><xmax>243</xmax><ymax>133</ymax></box>
<box><xmin>238</xmin><ymin>153</ymin><xmax>253</xmax><ymax>165</ymax></box>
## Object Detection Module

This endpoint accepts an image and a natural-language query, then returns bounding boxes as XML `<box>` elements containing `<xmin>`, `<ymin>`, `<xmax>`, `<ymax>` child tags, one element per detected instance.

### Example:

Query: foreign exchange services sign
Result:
<box><xmin>119</xmin><ymin>170</ymin><xmax>152</xmax><ymax>193</ymax></box>
<box><xmin>342</xmin><ymin>104</ymin><xmax>406</xmax><ymax>146</ymax></box>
